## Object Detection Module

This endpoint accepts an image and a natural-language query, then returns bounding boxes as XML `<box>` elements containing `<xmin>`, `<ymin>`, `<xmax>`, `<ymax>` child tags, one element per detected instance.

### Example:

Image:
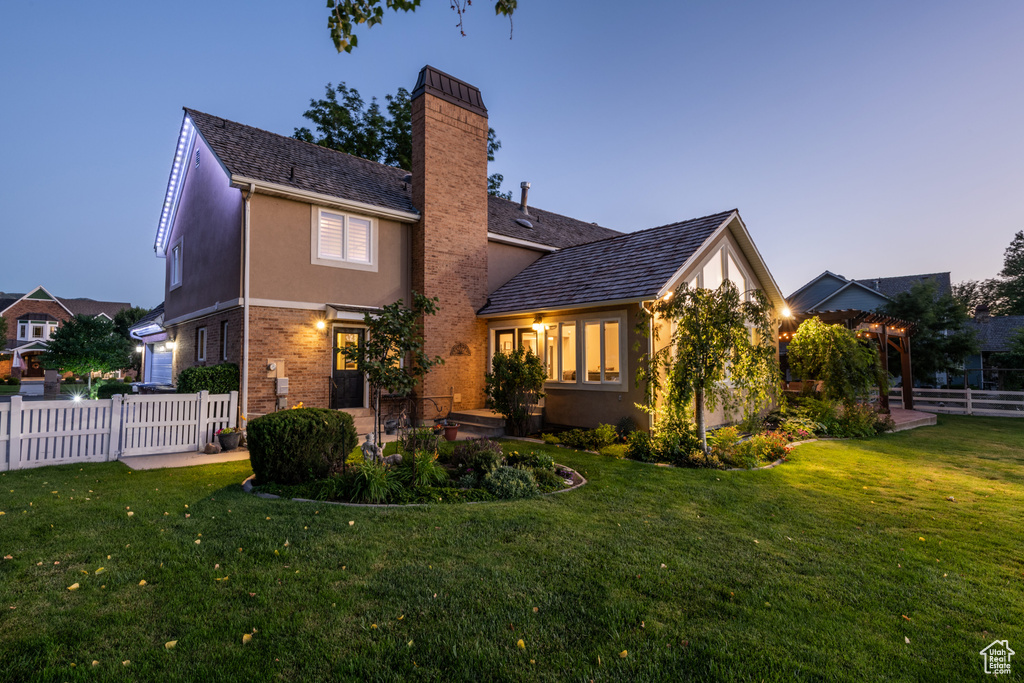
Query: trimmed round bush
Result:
<box><xmin>484</xmin><ymin>466</ymin><xmax>539</xmax><ymax>500</ymax></box>
<box><xmin>247</xmin><ymin>408</ymin><xmax>357</xmax><ymax>485</ymax></box>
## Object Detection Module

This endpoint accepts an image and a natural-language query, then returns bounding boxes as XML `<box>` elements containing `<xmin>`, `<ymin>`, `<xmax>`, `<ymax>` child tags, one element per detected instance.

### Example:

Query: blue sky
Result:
<box><xmin>2</xmin><ymin>1</ymin><xmax>1022</xmax><ymax>308</ymax></box>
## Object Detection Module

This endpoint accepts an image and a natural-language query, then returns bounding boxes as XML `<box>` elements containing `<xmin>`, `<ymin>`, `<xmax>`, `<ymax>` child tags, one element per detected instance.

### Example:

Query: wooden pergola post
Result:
<box><xmin>876</xmin><ymin>327</ymin><xmax>890</xmax><ymax>413</ymax></box>
<box><xmin>899</xmin><ymin>336</ymin><xmax>914</xmax><ymax>410</ymax></box>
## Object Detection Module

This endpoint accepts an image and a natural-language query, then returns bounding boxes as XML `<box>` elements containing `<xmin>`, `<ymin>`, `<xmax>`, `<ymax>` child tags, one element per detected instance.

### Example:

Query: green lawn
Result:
<box><xmin>0</xmin><ymin>415</ymin><xmax>1021</xmax><ymax>681</ymax></box>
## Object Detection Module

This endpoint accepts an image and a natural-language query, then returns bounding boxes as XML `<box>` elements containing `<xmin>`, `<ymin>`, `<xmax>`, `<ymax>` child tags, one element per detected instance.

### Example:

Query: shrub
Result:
<box><xmin>6</xmin><ymin>376</ymin><xmax>21</xmax><ymax>387</ymax></box>
<box><xmin>532</xmin><ymin>467</ymin><xmax>565</xmax><ymax>492</ymax></box>
<box><xmin>484</xmin><ymin>347</ymin><xmax>545</xmax><ymax>436</ymax></box>
<box><xmin>679</xmin><ymin>449</ymin><xmax>723</xmax><ymax>469</ymax></box>
<box><xmin>395</xmin><ymin>450</ymin><xmax>450</xmax><ymax>488</ymax></box>
<box><xmin>95</xmin><ymin>380</ymin><xmax>133</xmax><ymax>399</ymax></box>
<box><xmin>599</xmin><ymin>443</ymin><xmax>628</xmax><ymax>459</ymax></box>
<box><xmin>540</xmin><ymin>433</ymin><xmax>561</xmax><ymax>445</ymax></box>
<box><xmin>875</xmin><ymin>413</ymin><xmax>896</xmax><ymax>434</ymax></box>
<box><xmin>247</xmin><ymin>408</ymin><xmax>358</xmax><ymax>485</ymax></box>
<box><xmin>559</xmin><ymin>429</ymin><xmax>594</xmax><ymax>450</ymax></box>
<box><xmin>451</xmin><ymin>438</ymin><xmax>504</xmax><ymax>476</ymax></box>
<box><xmin>456</xmin><ymin>472</ymin><xmax>479</xmax><ymax>489</ymax></box>
<box><xmin>176</xmin><ymin>363</ymin><xmax>240</xmax><ymax>394</ymax></box>
<box><xmin>403</xmin><ymin>428</ymin><xmax>440</xmax><ymax>454</ymax></box>
<box><xmin>626</xmin><ymin>430</ymin><xmax>657</xmax><ymax>462</ymax></box>
<box><xmin>505</xmin><ymin>449</ymin><xmax>554</xmax><ymax>470</ymax></box>
<box><xmin>593</xmin><ymin>424</ymin><xmax>618</xmax><ymax>449</ymax></box>
<box><xmin>615</xmin><ymin>415</ymin><xmax>638</xmax><ymax>441</ymax></box>
<box><xmin>707</xmin><ymin>426</ymin><xmax>741</xmax><ymax>466</ymax></box>
<box><xmin>833</xmin><ymin>402</ymin><xmax>881</xmax><ymax>438</ymax></box>
<box><xmin>484</xmin><ymin>466</ymin><xmax>539</xmax><ymax>500</ymax></box>
<box><xmin>349</xmin><ymin>459</ymin><xmax>400</xmax><ymax>503</ymax></box>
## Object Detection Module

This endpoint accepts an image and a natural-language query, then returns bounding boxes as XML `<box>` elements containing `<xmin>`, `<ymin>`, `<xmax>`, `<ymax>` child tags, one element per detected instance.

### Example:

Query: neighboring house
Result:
<box><xmin>787</xmin><ymin>271</ymin><xmax>950</xmax><ymax>316</ymax></box>
<box><xmin>964</xmin><ymin>305</ymin><xmax>1024</xmax><ymax>388</ymax></box>
<box><xmin>135</xmin><ymin>65</ymin><xmax>786</xmax><ymax>431</ymax></box>
<box><xmin>0</xmin><ymin>286</ymin><xmax>131</xmax><ymax>379</ymax></box>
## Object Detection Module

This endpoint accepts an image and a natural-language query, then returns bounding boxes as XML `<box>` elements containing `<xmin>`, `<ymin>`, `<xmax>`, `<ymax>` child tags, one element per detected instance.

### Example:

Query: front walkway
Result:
<box><xmin>121</xmin><ymin>447</ymin><xmax>251</xmax><ymax>471</ymax></box>
<box><xmin>888</xmin><ymin>407</ymin><xmax>937</xmax><ymax>431</ymax></box>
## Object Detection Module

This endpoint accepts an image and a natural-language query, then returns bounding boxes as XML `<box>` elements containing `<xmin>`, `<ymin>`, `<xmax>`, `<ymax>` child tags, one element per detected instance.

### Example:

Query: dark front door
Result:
<box><xmin>23</xmin><ymin>353</ymin><xmax>45</xmax><ymax>378</ymax></box>
<box><xmin>331</xmin><ymin>327</ymin><xmax>365</xmax><ymax>409</ymax></box>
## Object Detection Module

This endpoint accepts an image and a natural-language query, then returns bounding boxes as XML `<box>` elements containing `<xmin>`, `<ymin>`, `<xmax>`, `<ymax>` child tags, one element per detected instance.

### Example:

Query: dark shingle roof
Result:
<box><xmin>488</xmin><ymin>195</ymin><xmax>621</xmax><ymax>249</ymax></box>
<box><xmin>131</xmin><ymin>302</ymin><xmax>164</xmax><ymax>330</ymax></box>
<box><xmin>855</xmin><ymin>272</ymin><xmax>951</xmax><ymax>299</ymax></box>
<box><xmin>0</xmin><ymin>293</ymin><xmax>25</xmax><ymax>312</ymax></box>
<box><xmin>479</xmin><ymin>210</ymin><xmax>735</xmax><ymax>316</ymax></box>
<box><xmin>59</xmin><ymin>298</ymin><xmax>131</xmax><ymax>318</ymax></box>
<box><xmin>186</xmin><ymin>109</ymin><xmax>418</xmax><ymax>216</ymax></box>
<box><xmin>969</xmin><ymin>315</ymin><xmax>1024</xmax><ymax>353</ymax></box>
<box><xmin>16</xmin><ymin>312</ymin><xmax>59</xmax><ymax>322</ymax></box>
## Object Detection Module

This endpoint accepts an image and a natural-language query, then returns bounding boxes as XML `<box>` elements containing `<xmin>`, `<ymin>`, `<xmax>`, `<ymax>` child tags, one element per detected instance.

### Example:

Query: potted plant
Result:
<box><xmin>217</xmin><ymin>427</ymin><xmax>241</xmax><ymax>452</ymax></box>
<box><xmin>442</xmin><ymin>421</ymin><xmax>460</xmax><ymax>442</ymax></box>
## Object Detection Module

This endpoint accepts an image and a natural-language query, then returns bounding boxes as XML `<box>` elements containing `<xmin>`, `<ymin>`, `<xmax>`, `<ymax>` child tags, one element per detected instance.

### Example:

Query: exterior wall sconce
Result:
<box><xmin>166</xmin><ymin>340</ymin><xmax>177</xmax><ymax>350</ymax></box>
<box><xmin>781</xmin><ymin>307</ymin><xmax>792</xmax><ymax>318</ymax></box>
<box><xmin>135</xmin><ymin>345</ymin><xmax>144</xmax><ymax>353</ymax></box>
<box><xmin>316</xmin><ymin>320</ymin><xmax>326</xmax><ymax>331</ymax></box>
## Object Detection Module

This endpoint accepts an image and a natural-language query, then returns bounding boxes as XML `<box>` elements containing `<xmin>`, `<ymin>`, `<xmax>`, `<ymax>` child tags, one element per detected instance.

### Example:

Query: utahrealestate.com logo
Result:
<box><xmin>980</xmin><ymin>640</ymin><xmax>1014</xmax><ymax>675</ymax></box>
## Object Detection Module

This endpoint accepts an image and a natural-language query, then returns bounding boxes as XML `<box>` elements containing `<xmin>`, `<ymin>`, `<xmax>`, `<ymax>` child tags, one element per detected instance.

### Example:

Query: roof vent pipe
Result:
<box><xmin>519</xmin><ymin>181</ymin><xmax>531</xmax><ymax>215</ymax></box>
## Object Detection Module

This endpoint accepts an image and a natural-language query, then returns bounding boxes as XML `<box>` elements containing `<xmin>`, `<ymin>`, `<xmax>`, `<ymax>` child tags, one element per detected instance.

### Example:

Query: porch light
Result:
<box><xmin>663</xmin><ymin>291</ymin><xmax>673</xmax><ymax>301</ymax></box>
<box><xmin>781</xmin><ymin>307</ymin><xmax>792</xmax><ymax>318</ymax></box>
<box><xmin>135</xmin><ymin>345</ymin><xmax>144</xmax><ymax>353</ymax></box>
<box><xmin>316</xmin><ymin>320</ymin><xmax>326</xmax><ymax>331</ymax></box>
<box><xmin>531</xmin><ymin>322</ymin><xmax>544</xmax><ymax>332</ymax></box>
<box><xmin>166</xmin><ymin>341</ymin><xmax>176</xmax><ymax>350</ymax></box>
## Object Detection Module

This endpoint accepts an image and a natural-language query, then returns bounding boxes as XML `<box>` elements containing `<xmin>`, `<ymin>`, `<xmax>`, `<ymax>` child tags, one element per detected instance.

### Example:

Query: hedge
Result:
<box><xmin>176</xmin><ymin>363</ymin><xmax>239</xmax><ymax>394</ymax></box>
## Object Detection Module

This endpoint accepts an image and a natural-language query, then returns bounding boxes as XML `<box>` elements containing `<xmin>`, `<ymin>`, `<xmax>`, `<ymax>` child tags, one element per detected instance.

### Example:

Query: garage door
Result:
<box><xmin>148</xmin><ymin>348</ymin><xmax>173</xmax><ymax>385</ymax></box>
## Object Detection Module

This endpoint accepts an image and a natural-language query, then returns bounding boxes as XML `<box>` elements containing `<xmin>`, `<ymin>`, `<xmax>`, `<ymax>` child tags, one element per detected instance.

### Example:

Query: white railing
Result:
<box><xmin>889</xmin><ymin>388</ymin><xmax>1024</xmax><ymax>417</ymax></box>
<box><xmin>1</xmin><ymin>391</ymin><xmax>237</xmax><ymax>470</ymax></box>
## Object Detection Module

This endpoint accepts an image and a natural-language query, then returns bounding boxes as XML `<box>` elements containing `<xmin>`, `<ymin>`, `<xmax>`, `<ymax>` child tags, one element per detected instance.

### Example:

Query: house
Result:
<box><xmin>135</xmin><ymin>65</ymin><xmax>786</xmax><ymax>431</ymax></box>
<box><xmin>964</xmin><ymin>305</ymin><xmax>1024</xmax><ymax>389</ymax></box>
<box><xmin>1</xmin><ymin>286</ymin><xmax>132</xmax><ymax>380</ymax></box>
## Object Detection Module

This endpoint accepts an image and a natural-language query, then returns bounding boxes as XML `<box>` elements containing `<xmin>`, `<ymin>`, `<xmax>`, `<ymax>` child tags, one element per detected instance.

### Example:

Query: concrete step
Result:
<box><xmin>448</xmin><ymin>410</ymin><xmax>506</xmax><ymax>429</ymax></box>
<box><xmin>453</xmin><ymin>422</ymin><xmax>505</xmax><ymax>439</ymax></box>
<box><xmin>341</xmin><ymin>407</ymin><xmax>375</xmax><ymax>418</ymax></box>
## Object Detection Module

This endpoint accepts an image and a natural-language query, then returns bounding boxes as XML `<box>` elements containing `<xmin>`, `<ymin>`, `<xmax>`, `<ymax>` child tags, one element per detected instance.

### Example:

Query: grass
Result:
<box><xmin>0</xmin><ymin>415</ymin><xmax>1021</xmax><ymax>681</ymax></box>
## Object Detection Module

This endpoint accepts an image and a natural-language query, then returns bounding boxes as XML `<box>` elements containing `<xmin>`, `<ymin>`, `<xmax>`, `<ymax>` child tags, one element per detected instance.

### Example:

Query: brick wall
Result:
<box><xmin>245</xmin><ymin>305</ymin><xmax>333</xmax><ymax>417</ymax></box>
<box><xmin>412</xmin><ymin>90</ymin><xmax>490</xmax><ymax>418</ymax></box>
<box><xmin>167</xmin><ymin>306</ymin><xmax>244</xmax><ymax>383</ymax></box>
<box><xmin>2</xmin><ymin>300</ymin><xmax>72</xmax><ymax>331</ymax></box>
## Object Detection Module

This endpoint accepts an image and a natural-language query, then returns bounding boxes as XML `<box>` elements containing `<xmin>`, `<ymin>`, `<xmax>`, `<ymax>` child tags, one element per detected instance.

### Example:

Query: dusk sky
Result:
<box><xmin>3</xmin><ymin>1</ymin><xmax>1022</xmax><ymax>309</ymax></box>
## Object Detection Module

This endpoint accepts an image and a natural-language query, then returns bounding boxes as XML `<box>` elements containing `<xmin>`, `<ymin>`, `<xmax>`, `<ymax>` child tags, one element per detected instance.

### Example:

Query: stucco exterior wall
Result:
<box><xmin>163</xmin><ymin>134</ymin><xmax>244</xmax><ymax>323</ymax></box>
<box><xmin>487</xmin><ymin>241</ymin><xmax>545</xmax><ymax>294</ymax></box>
<box><xmin>248</xmin><ymin>194</ymin><xmax>411</xmax><ymax>307</ymax></box>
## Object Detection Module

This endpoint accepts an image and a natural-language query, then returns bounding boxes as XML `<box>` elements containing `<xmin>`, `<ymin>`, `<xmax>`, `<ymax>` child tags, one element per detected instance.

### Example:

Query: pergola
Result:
<box><xmin>780</xmin><ymin>309</ymin><xmax>917</xmax><ymax>411</ymax></box>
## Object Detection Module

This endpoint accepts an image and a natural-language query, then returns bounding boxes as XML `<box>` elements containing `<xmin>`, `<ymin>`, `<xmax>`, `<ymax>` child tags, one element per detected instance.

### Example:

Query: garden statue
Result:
<box><xmin>361</xmin><ymin>433</ymin><xmax>383</xmax><ymax>464</ymax></box>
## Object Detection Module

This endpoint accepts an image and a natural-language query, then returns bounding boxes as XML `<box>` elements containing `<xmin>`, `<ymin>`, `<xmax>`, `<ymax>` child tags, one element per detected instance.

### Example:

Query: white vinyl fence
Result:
<box><xmin>889</xmin><ymin>388</ymin><xmax>1024</xmax><ymax>417</ymax></box>
<box><xmin>0</xmin><ymin>391</ymin><xmax>237</xmax><ymax>471</ymax></box>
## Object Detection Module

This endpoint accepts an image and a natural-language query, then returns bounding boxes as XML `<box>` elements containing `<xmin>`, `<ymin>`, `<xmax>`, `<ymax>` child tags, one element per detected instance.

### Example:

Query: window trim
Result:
<box><xmin>17</xmin><ymin>322</ymin><xmax>27</xmax><ymax>340</ymax></box>
<box><xmin>582</xmin><ymin>318</ymin><xmax>623</xmax><ymax>385</ymax></box>
<box><xmin>310</xmin><ymin>206</ymin><xmax>379</xmax><ymax>272</ymax></box>
<box><xmin>220</xmin><ymin>321</ymin><xmax>229</xmax><ymax>361</ymax></box>
<box><xmin>196</xmin><ymin>326</ymin><xmax>207</xmax><ymax>362</ymax></box>
<box><xmin>170</xmin><ymin>237</ymin><xmax>184</xmax><ymax>290</ymax></box>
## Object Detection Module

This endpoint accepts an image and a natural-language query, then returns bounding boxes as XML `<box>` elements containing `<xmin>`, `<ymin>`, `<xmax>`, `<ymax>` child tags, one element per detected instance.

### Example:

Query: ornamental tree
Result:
<box><xmin>342</xmin><ymin>292</ymin><xmax>443</xmax><ymax>446</ymax></box>
<box><xmin>40</xmin><ymin>314</ymin><xmax>133</xmax><ymax>394</ymax></box>
<box><xmin>637</xmin><ymin>280</ymin><xmax>780</xmax><ymax>456</ymax></box>
<box><xmin>786</xmin><ymin>317</ymin><xmax>883</xmax><ymax>404</ymax></box>
<box><xmin>484</xmin><ymin>347</ymin><xmax>545</xmax><ymax>437</ymax></box>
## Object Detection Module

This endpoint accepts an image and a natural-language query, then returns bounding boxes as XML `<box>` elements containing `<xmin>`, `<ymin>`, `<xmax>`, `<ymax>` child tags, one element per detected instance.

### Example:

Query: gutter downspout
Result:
<box><xmin>241</xmin><ymin>183</ymin><xmax>255</xmax><ymax>420</ymax></box>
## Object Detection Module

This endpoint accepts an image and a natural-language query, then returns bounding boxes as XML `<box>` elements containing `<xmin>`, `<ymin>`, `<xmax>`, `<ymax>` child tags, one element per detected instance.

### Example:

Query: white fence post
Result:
<box><xmin>229</xmin><ymin>391</ymin><xmax>238</xmax><ymax>429</ymax></box>
<box><xmin>198</xmin><ymin>390</ymin><xmax>209</xmax><ymax>450</ymax></box>
<box><xmin>9</xmin><ymin>396</ymin><xmax>22</xmax><ymax>471</ymax></box>
<box><xmin>966</xmin><ymin>386</ymin><xmax>972</xmax><ymax>416</ymax></box>
<box><xmin>108</xmin><ymin>395</ymin><xmax>123</xmax><ymax>461</ymax></box>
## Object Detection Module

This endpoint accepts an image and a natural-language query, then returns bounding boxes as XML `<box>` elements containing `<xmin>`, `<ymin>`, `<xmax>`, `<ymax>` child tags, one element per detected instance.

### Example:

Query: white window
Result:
<box><xmin>170</xmin><ymin>240</ymin><xmax>183</xmax><ymax>288</ymax></box>
<box><xmin>47</xmin><ymin>322</ymin><xmax>58</xmax><ymax>338</ymax></box>
<box><xmin>220</xmin><ymin>321</ymin><xmax>229</xmax><ymax>361</ymax></box>
<box><xmin>584</xmin><ymin>320</ymin><xmax>621</xmax><ymax>384</ymax></box>
<box><xmin>18</xmin><ymin>322</ymin><xmax>27</xmax><ymax>340</ymax></box>
<box><xmin>726</xmin><ymin>252</ymin><xmax>745</xmax><ymax>296</ymax></box>
<box><xmin>32</xmin><ymin>324</ymin><xmax>44</xmax><ymax>339</ymax></box>
<box><xmin>703</xmin><ymin>249</ymin><xmax>723</xmax><ymax>290</ymax></box>
<box><xmin>196</xmin><ymin>327</ymin><xmax>206</xmax><ymax>362</ymax></box>
<box><xmin>560</xmin><ymin>323</ymin><xmax>577</xmax><ymax>382</ymax></box>
<box><xmin>315</xmin><ymin>209</ymin><xmax>374</xmax><ymax>267</ymax></box>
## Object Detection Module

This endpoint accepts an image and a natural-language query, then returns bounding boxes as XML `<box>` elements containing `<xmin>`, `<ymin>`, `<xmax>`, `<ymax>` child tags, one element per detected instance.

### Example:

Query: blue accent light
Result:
<box><xmin>154</xmin><ymin>116</ymin><xmax>195</xmax><ymax>254</ymax></box>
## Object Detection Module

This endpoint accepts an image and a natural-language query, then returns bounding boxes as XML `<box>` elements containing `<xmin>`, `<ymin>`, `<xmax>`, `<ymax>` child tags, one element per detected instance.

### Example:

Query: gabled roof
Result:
<box><xmin>487</xmin><ymin>195</ymin><xmax>621</xmax><ymax>249</ymax></box>
<box><xmin>804</xmin><ymin>279</ymin><xmax>891</xmax><ymax>312</ymax></box>
<box><xmin>854</xmin><ymin>272</ymin><xmax>951</xmax><ymax>299</ymax></box>
<box><xmin>168</xmin><ymin>110</ymin><xmax>621</xmax><ymax>255</ymax></box>
<box><xmin>187</xmin><ymin>108</ymin><xmax>419</xmax><ymax>217</ymax></box>
<box><xmin>479</xmin><ymin>210</ymin><xmax>740</xmax><ymax>316</ymax></box>
<box><xmin>59</xmin><ymin>297</ymin><xmax>131</xmax><ymax>318</ymax></box>
<box><xmin>969</xmin><ymin>315</ymin><xmax>1024</xmax><ymax>353</ymax></box>
<box><xmin>0</xmin><ymin>285</ymin><xmax>73</xmax><ymax>318</ymax></box>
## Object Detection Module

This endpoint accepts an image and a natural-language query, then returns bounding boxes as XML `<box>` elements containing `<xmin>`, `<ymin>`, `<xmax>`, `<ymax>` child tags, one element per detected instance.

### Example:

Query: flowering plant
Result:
<box><xmin>217</xmin><ymin>427</ymin><xmax>235</xmax><ymax>435</ymax></box>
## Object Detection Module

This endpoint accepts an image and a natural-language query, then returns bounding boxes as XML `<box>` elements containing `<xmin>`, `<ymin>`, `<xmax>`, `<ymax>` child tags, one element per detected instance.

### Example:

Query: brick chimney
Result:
<box><xmin>411</xmin><ymin>66</ymin><xmax>490</xmax><ymax>415</ymax></box>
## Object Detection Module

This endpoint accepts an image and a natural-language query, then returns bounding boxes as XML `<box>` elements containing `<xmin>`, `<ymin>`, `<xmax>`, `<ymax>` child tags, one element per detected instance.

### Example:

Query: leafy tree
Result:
<box><xmin>326</xmin><ymin>0</ymin><xmax>517</xmax><ymax>53</ymax></box>
<box><xmin>787</xmin><ymin>317</ymin><xmax>882</xmax><ymax>404</ymax></box>
<box><xmin>113</xmin><ymin>306</ymin><xmax>151</xmax><ymax>375</ymax></box>
<box><xmin>484</xmin><ymin>347</ymin><xmax>545</xmax><ymax>436</ymax></box>
<box><xmin>990</xmin><ymin>328</ymin><xmax>1024</xmax><ymax>390</ymax></box>
<box><xmin>341</xmin><ymin>292</ymin><xmax>443</xmax><ymax>446</ymax></box>
<box><xmin>998</xmin><ymin>230</ymin><xmax>1024</xmax><ymax>315</ymax></box>
<box><xmin>40</xmin><ymin>315</ymin><xmax>132</xmax><ymax>394</ymax></box>
<box><xmin>637</xmin><ymin>281</ymin><xmax>779</xmax><ymax>456</ymax></box>
<box><xmin>883</xmin><ymin>281</ymin><xmax>977</xmax><ymax>385</ymax></box>
<box><xmin>951</xmin><ymin>279</ymin><xmax>1003</xmax><ymax>315</ymax></box>
<box><xmin>0</xmin><ymin>315</ymin><xmax>7</xmax><ymax>346</ymax></box>
<box><xmin>295</xmin><ymin>82</ymin><xmax>509</xmax><ymax>197</ymax></box>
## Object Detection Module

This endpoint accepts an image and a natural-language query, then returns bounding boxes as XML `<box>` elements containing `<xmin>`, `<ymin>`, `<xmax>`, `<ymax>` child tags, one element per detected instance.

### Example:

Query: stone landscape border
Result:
<box><xmin>241</xmin><ymin>464</ymin><xmax>587</xmax><ymax>508</ymax></box>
